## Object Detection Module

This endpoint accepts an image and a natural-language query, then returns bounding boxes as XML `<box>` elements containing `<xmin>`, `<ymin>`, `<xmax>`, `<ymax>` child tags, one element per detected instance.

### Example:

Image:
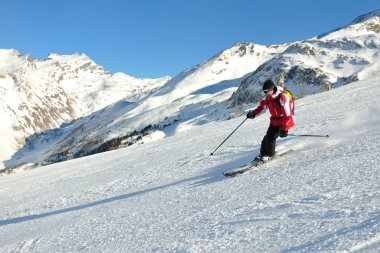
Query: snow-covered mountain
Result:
<box><xmin>0</xmin><ymin>49</ymin><xmax>170</xmax><ymax>164</ymax></box>
<box><xmin>3</xmin><ymin>9</ymin><xmax>380</xmax><ymax>170</ymax></box>
<box><xmin>229</xmin><ymin>9</ymin><xmax>380</xmax><ymax>106</ymax></box>
<box><xmin>4</xmin><ymin>43</ymin><xmax>283</xmax><ymax>169</ymax></box>
<box><xmin>1</xmin><ymin>76</ymin><xmax>379</xmax><ymax>252</ymax></box>
<box><xmin>45</xmin><ymin>53</ymin><xmax>171</xmax><ymax>112</ymax></box>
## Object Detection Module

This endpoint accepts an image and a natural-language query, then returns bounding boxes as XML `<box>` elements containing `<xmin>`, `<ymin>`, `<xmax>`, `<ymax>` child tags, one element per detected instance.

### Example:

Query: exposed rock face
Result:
<box><xmin>229</xmin><ymin>10</ymin><xmax>380</xmax><ymax>107</ymax></box>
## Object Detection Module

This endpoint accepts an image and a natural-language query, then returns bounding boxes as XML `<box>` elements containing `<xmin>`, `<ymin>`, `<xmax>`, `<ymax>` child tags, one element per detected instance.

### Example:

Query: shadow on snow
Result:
<box><xmin>0</xmin><ymin>152</ymin><xmax>251</xmax><ymax>227</ymax></box>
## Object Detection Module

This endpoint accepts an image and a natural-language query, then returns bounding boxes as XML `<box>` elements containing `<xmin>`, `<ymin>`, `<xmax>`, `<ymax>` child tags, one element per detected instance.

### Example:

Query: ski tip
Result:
<box><xmin>326</xmin><ymin>135</ymin><xmax>330</xmax><ymax>138</ymax></box>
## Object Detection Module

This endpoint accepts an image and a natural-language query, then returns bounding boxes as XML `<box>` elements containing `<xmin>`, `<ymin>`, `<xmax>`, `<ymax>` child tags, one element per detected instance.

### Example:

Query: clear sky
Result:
<box><xmin>1</xmin><ymin>0</ymin><xmax>379</xmax><ymax>78</ymax></box>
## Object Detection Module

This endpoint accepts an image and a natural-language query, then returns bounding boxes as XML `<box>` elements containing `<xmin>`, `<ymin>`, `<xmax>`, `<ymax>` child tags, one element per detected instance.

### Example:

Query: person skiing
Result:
<box><xmin>246</xmin><ymin>79</ymin><xmax>295</xmax><ymax>162</ymax></box>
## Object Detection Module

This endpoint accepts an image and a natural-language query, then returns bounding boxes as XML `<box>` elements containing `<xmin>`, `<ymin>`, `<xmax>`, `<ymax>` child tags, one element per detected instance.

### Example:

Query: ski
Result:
<box><xmin>223</xmin><ymin>149</ymin><xmax>294</xmax><ymax>177</ymax></box>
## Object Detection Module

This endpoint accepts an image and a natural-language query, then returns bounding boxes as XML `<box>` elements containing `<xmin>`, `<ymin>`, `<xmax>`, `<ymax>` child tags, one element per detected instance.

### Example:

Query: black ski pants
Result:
<box><xmin>260</xmin><ymin>124</ymin><xmax>281</xmax><ymax>157</ymax></box>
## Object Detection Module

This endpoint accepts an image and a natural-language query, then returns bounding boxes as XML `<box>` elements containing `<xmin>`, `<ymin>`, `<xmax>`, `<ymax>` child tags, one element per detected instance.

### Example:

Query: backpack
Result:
<box><xmin>276</xmin><ymin>88</ymin><xmax>295</xmax><ymax>115</ymax></box>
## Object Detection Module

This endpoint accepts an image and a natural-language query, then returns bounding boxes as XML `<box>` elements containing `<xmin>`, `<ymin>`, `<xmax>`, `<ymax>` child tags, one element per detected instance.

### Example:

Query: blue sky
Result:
<box><xmin>1</xmin><ymin>0</ymin><xmax>379</xmax><ymax>78</ymax></box>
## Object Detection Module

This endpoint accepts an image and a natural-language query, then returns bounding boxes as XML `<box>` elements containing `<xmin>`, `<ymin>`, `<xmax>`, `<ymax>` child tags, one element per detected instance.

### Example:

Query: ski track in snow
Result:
<box><xmin>0</xmin><ymin>78</ymin><xmax>380</xmax><ymax>252</ymax></box>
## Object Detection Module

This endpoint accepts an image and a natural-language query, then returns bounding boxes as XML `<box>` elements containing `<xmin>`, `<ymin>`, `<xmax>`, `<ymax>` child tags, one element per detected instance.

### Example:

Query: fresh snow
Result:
<box><xmin>0</xmin><ymin>77</ymin><xmax>379</xmax><ymax>252</ymax></box>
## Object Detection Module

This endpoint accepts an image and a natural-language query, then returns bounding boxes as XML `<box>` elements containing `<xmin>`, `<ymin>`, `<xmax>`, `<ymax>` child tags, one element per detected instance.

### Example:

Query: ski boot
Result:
<box><xmin>260</xmin><ymin>155</ymin><xmax>273</xmax><ymax>163</ymax></box>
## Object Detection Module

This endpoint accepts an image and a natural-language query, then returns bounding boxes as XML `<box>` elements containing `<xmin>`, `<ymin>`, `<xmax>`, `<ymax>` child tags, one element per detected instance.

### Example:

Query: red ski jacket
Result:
<box><xmin>251</xmin><ymin>87</ymin><xmax>295</xmax><ymax>131</ymax></box>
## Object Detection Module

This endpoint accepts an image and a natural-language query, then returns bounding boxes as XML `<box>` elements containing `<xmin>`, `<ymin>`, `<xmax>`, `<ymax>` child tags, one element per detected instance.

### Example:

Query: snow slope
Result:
<box><xmin>0</xmin><ymin>77</ymin><xmax>379</xmax><ymax>252</ymax></box>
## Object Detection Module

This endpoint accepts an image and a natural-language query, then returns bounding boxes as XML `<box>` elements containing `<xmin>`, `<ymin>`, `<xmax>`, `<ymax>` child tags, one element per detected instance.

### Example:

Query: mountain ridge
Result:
<box><xmin>229</xmin><ymin>10</ymin><xmax>380</xmax><ymax>107</ymax></box>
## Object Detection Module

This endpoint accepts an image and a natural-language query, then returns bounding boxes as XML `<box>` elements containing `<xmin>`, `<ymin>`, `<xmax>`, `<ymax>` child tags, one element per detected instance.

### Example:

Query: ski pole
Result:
<box><xmin>288</xmin><ymin>134</ymin><xmax>329</xmax><ymax>138</ymax></box>
<box><xmin>210</xmin><ymin>118</ymin><xmax>248</xmax><ymax>156</ymax></box>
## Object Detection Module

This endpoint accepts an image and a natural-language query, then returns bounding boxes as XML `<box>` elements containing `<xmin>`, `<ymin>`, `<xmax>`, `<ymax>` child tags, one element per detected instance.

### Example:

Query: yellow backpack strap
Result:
<box><xmin>276</xmin><ymin>90</ymin><xmax>295</xmax><ymax>115</ymax></box>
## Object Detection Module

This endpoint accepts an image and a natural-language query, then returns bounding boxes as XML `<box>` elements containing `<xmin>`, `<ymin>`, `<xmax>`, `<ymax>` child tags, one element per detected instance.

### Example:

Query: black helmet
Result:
<box><xmin>262</xmin><ymin>79</ymin><xmax>275</xmax><ymax>92</ymax></box>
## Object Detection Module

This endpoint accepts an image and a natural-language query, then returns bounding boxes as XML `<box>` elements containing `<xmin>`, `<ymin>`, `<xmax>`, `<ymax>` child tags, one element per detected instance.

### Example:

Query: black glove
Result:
<box><xmin>280</xmin><ymin>130</ymin><xmax>288</xmax><ymax>138</ymax></box>
<box><xmin>246</xmin><ymin>111</ymin><xmax>255</xmax><ymax>119</ymax></box>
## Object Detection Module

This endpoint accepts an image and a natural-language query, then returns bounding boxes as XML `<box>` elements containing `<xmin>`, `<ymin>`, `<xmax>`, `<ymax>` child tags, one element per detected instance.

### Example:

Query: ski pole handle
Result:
<box><xmin>210</xmin><ymin>118</ymin><xmax>248</xmax><ymax>156</ymax></box>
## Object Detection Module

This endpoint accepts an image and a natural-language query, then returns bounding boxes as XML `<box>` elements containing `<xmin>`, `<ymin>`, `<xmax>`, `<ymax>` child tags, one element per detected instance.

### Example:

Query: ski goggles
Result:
<box><xmin>262</xmin><ymin>89</ymin><xmax>273</xmax><ymax>94</ymax></box>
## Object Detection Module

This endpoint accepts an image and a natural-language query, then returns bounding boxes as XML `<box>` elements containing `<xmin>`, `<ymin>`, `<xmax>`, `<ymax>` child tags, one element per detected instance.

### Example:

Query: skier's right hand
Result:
<box><xmin>246</xmin><ymin>111</ymin><xmax>255</xmax><ymax>119</ymax></box>
<box><xmin>280</xmin><ymin>130</ymin><xmax>288</xmax><ymax>138</ymax></box>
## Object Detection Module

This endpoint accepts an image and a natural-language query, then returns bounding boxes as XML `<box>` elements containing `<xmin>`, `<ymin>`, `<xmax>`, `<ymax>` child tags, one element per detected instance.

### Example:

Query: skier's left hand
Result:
<box><xmin>280</xmin><ymin>130</ymin><xmax>288</xmax><ymax>138</ymax></box>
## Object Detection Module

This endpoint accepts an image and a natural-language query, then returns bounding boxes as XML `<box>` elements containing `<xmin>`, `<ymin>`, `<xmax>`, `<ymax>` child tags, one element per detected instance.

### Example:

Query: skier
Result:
<box><xmin>246</xmin><ymin>79</ymin><xmax>295</xmax><ymax>163</ymax></box>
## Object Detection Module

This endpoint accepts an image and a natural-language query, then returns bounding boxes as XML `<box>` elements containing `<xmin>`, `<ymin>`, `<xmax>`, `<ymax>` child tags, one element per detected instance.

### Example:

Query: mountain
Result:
<box><xmin>4</xmin><ymin>43</ymin><xmax>283</xmax><ymax>168</ymax></box>
<box><xmin>45</xmin><ymin>53</ymin><xmax>171</xmax><ymax>112</ymax></box>
<box><xmin>229</xmin><ymin>9</ymin><xmax>380</xmax><ymax>106</ymax></box>
<box><xmin>0</xmin><ymin>50</ymin><xmax>81</xmax><ymax>164</ymax></box>
<box><xmin>0</xmin><ymin>49</ymin><xmax>170</xmax><ymax>164</ymax></box>
<box><xmin>3</xmin><ymin>9</ymin><xmax>380</xmax><ymax>170</ymax></box>
<box><xmin>1</xmin><ymin>76</ymin><xmax>379</xmax><ymax>252</ymax></box>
